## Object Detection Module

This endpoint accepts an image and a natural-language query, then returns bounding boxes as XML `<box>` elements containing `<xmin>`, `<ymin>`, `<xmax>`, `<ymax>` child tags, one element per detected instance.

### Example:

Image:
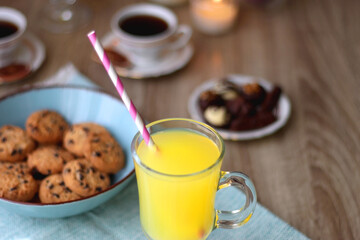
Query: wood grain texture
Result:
<box><xmin>1</xmin><ymin>0</ymin><xmax>359</xmax><ymax>239</ymax></box>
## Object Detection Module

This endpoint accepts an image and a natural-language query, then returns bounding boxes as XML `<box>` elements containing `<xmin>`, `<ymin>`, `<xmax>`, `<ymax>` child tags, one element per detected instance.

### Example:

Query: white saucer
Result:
<box><xmin>0</xmin><ymin>32</ymin><xmax>45</xmax><ymax>85</ymax></box>
<box><xmin>100</xmin><ymin>33</ymin><xmax>194</xmax><ymax>79</ymax></box>
<box><xmin>188</xmin><ymin>74</ymin><xmax>291</xmax><ymax>141</ymax></box>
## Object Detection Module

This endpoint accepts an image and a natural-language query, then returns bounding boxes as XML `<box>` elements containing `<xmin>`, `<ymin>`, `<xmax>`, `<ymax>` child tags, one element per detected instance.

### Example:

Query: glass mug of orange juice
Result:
<box><xmin>131</xmin><ymin>118</ymin><xmax>256</xmax><ymax>240</ymax></box>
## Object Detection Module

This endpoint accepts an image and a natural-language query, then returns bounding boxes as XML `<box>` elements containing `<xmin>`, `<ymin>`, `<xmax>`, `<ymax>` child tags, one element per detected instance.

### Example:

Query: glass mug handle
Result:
<box><xmin>215</xmin><ymin>171</ymin><xmax>257</xmax><ymax>229</ymax></box>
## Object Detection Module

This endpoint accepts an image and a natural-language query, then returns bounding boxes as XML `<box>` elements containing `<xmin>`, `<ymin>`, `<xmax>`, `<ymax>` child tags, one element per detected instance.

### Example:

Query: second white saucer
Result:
<box><xmin>0</xmin><ymin>32</ymin><xmax>45</xmax><ymax>85</ymax></box>
<box><xmin>100</xmin><ymin>32</ymin><xmax>194</xmax><ymax>79</ymax></box>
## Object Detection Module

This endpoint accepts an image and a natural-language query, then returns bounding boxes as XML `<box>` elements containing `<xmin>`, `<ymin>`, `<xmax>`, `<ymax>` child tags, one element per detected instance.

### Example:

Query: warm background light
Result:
<box><xmin>190</xmin><ymin>0</ymin><xmax>239</xmax><ymax>35</ymax></box>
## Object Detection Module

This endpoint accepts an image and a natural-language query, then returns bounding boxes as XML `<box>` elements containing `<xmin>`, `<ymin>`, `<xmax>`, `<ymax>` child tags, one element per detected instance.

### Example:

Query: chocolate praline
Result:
<box><xmin>240</xmin><ymin>83</ymin><xmax>266</xmax><ymax>105</ymax></box>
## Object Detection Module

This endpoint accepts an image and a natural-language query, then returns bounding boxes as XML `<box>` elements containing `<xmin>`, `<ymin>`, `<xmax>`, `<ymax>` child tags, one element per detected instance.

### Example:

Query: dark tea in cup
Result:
<box><xmin>111</xmin><ymin>3</ymin><xmax>192</xmax><ymax>66</ymax></box>
<box><xmin>119</xmin><ymin>15</ymin><xmax>169</xmax><ymax>37</ymax></box>
<box><xmin>0</xmin><ymin>21</ymin><xmax>18</xmax><ymax>39</ymax></box>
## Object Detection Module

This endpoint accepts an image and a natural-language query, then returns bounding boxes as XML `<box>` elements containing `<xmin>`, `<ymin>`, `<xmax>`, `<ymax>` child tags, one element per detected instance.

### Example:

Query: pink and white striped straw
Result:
<box><xmin>87</xmin><ymin>30</ymin><xmax>155</xmax><ymax>148</ymax></box>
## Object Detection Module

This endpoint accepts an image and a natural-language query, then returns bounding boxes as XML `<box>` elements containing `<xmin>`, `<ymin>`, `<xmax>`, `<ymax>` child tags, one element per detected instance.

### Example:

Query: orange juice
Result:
<box><xmin>135</xmin><ymin>129</ymin><xmax>221</xmax><ymax>240</ymax></box>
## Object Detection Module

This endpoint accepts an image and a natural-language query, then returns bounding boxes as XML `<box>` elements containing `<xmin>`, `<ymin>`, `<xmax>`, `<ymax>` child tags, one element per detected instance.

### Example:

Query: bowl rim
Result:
<box><xmin>0</xmin><ymin>85</ymin><xmax>136</xmax><ymax>206</ymax></box>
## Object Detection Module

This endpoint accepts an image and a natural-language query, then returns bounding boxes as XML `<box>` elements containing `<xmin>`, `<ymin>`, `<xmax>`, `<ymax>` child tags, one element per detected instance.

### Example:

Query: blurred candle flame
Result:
<box><xmin>191</xmin><ymin>0</ymin><xmax>239</xmax><ymax>35</ymax></box>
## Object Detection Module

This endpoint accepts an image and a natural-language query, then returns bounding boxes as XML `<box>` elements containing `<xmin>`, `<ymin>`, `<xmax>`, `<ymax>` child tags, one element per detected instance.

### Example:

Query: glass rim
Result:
<box><xmin>131</xmin><ymin>118</ymin><xmax>225</xmax><ymax>178</ymax></box>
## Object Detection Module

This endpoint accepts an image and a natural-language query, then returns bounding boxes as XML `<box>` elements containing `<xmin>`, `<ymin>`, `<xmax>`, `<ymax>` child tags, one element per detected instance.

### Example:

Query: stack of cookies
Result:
<box><xmin>0</xmin><ymin>109</ymin><xmax>125</xmax><ymax>204</ymax></box>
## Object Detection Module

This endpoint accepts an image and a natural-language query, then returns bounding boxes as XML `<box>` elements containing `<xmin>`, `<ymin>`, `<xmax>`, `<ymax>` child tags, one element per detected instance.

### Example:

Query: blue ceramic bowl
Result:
<box><xmin>0</xmin><ymin>86</ymin><xmax>138</xmax><ymax>218</ymax></box>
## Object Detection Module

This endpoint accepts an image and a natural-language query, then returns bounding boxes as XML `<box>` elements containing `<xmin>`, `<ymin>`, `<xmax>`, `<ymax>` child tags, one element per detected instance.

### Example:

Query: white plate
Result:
<box><xmin>0</xmin><ymin>32</ymin><xmax>46</xmax><ymax>85</ymax></box>
<box><xmin>100</xmin><ymin>32</ymin><xmax>194</xmax><ymax>79</ymax></box>
<box><xmin>188</xmin><ymin>74</ymin><xmax>291</xmax><ymax>140</ymax></box>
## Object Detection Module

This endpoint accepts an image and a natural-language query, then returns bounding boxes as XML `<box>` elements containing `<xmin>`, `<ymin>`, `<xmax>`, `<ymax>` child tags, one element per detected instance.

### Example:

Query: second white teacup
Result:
<box><xmin>111</xmin><ymin>4</ymin><xmax>192</xmax><ymax>66</ymax></box>
<box><xmin>0</xmin><ymin>7</ymin><xmax>27</xmax><ymax>68</ymax></box>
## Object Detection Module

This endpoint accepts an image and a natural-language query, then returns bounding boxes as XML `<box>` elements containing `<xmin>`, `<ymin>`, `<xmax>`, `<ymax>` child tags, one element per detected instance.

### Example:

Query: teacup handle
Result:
<box><xmin>215</xmin><ymin>171</ymin><xmax>257</xmax><ymax>229</ymax></box>
<box><xmin>167</xmin><ymin>24</ymin><xmax>192</xmax><ymax>51</ymax></box>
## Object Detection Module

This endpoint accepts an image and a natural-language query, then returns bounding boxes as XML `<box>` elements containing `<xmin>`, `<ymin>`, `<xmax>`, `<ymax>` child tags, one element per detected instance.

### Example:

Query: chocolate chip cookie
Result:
<box><xmin>27</xmin><ymin>145</ymin><xmax>75</xmax><ymax>176</ymax></box>
<box><xmin>0</xmin><ymin>125</ymin><xmax>36</xmax><ymax>162</ymax></box>
<box><xmin>26</xmin><ymin>110</ymin><xmax>69</xmax><ymax>144</ymax></box>
<box><xmin>83</xmin><ymin>133</ymin><xmax>125</xmax><ymax>174</ymax></box>
<box><xmin>0</xmin><ymin>168</ymin><xmax>38</xmax><ymax>201</ymax></box>
<box><xmin>39</xmin><ymin>174</ymin><xmax>81</xmax><ymax>203</ymax></box>
<box><xmin>62</xmin><ymin>159</ymin><xmax>110</xmax><ymax>197</ymax></box>
<box><xmin>0</xmin><ymin>161</ymin><xmax>30</xmax><ymax>174</ymax></box>
<box><xmin>63</xmin><ymin>123</ymin><xmax>110</xmax><ymax>157</ymax></box>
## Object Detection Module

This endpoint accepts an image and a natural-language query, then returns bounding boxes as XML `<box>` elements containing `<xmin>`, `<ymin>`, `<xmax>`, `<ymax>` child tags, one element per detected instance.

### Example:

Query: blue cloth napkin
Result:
<box><xmin>0</xmin><ymin>64</ymin><xmax>310</xmax><ymax>240</ymax></box>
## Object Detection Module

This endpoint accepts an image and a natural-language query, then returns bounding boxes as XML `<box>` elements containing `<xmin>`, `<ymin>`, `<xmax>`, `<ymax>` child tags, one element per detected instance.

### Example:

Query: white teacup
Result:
<box><xmin>0</xmin><ymin>7</ymin><xmax>27</xmax><ymax>68</ymax></box>
<box><xmin>111</xmin><ymin>4</ymin><xmax>192</xmax><ymax>66</ymax></box>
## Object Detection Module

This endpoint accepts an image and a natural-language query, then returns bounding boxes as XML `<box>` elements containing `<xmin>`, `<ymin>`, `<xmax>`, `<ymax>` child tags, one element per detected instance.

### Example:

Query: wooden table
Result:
<box><xmin>1</xmin><ymin>0</ymin><xmax>359</xmax><ymax>239</ymax></box>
